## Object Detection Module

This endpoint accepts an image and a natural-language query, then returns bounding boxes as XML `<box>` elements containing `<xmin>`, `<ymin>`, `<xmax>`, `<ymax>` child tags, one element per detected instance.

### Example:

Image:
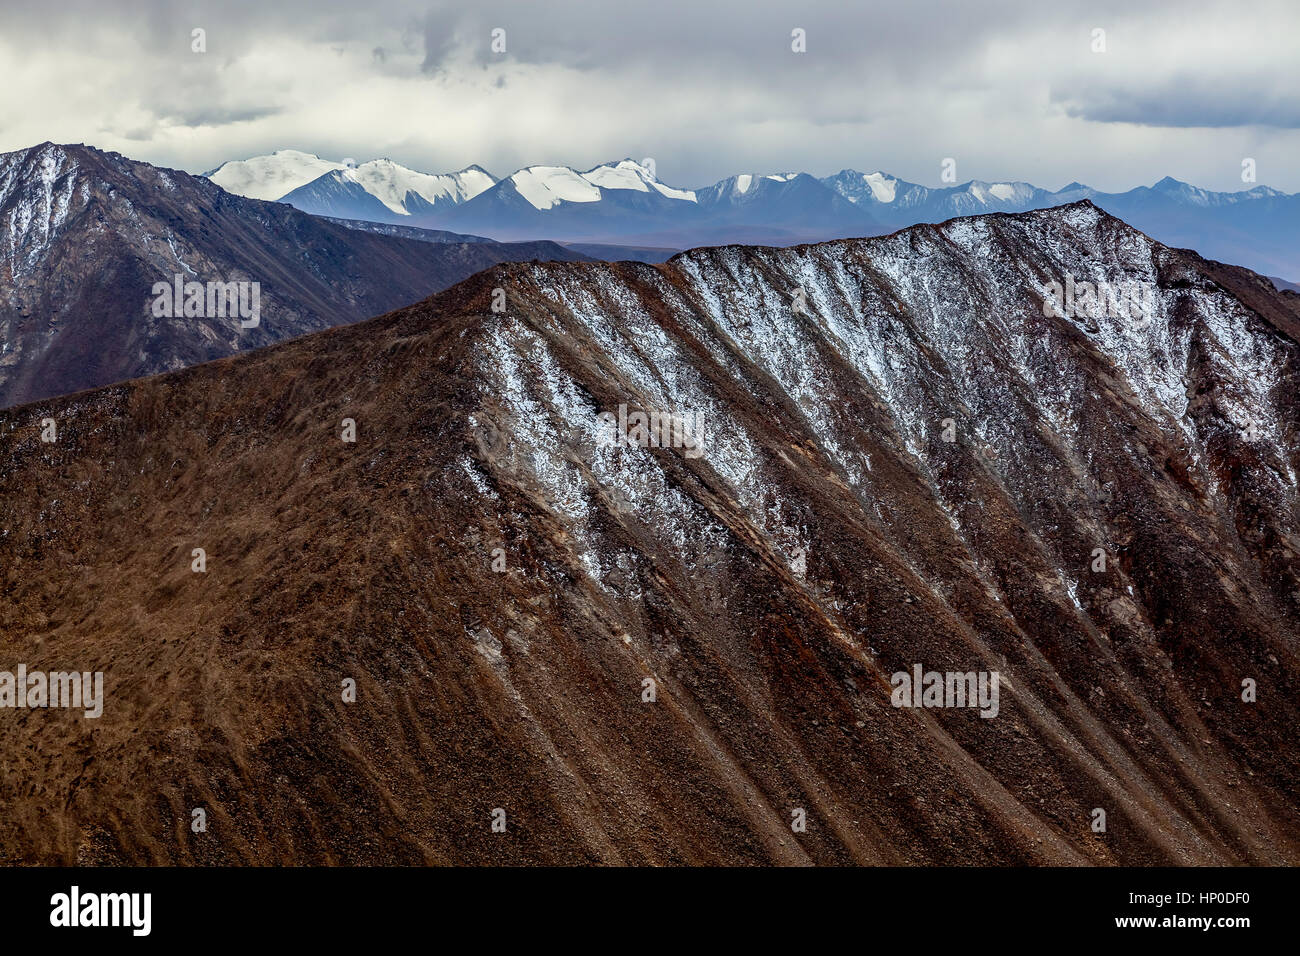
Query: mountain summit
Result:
<box><xmin>203</xmin><ymin>148</ymin><xmax>348</xmax><ymax>201</ymax></box>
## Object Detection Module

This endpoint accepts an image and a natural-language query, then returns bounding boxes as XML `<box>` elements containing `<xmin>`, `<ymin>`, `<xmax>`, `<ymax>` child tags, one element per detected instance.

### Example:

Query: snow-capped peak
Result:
<box><xmin>1151</xmin><ymin>176</ymin><xmax>1285</xmax><ymax>207</ymax></box>
<box><xmin>580</xmin><ymin>159</ymin><xmax>697</xmax><ymax>203</ymax></box>
<box><xmin>1242</xmin><ymin>185</ymin><xmax>1286</xmax><ymax>199</ymax></box>
<box><xmin>1151</xmin><ymin>176</ymin><xmax>1211</xmax><ymax>204</ymax></box>
<box><xmin>509</xmin><ymin>166</ymin><xmax>603</xmax><ymax>210</ymax></box>
<box><xmin>579</xmin><ymin>160</ymin><xmax>655</xmax><ymax>194</ymax></box>
<box><xmin>720</xmin><ymin>171</ymin><xmax>794</xmax><ymax>194</ymax></box>
<box><xmin>962</xmin><ymin>180</ymin><xmax>1036</xmax><ymax>204</ymax></box>
<box><xmin>506</xmin><ymin>160</ymin><xmax>696</xmax><ymax>210</ymax></box>
<box><xmin>205</xmin><ymin>151</ymin><xmax>498</xmax><ymax>209</ymax></box>
<box><xmin>342</xmin><ymin>158</ymin><xmax>496</xmax><ymax>214</ymax></box>
<box><xmin>205</xmin><ymin>150</ymin><xmax>347</xmax><ymax>201</ymax></box>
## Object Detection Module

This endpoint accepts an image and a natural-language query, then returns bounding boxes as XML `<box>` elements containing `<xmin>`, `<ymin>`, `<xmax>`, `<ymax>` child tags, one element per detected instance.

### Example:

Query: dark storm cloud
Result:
<box><xmin>1055</xmin><ymin>80</ymin><xmax>1300</xmax><ymax>129</ymax></box>
<box><xmin>409</xmin><ymin>0</ymin><xmax>1011</xmax><ymax>74</ymax></box>
<box><xmin>153</xmin><ymin>104</ymin><xmax>286</xmax><ymax>127</ymax></box>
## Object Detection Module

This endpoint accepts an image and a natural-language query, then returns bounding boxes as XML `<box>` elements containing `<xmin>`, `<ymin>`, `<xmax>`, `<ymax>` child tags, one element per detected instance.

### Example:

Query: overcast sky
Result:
<box><xmin>1</xmin><ymin>0</ymin><xmax>1297</xmax><ymax>192</ymax></box>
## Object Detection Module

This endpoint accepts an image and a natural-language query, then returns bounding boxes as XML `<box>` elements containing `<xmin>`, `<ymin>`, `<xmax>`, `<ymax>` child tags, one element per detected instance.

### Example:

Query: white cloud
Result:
<box><xmin>1</xmin><ymin>0</ymin><xmax>1297</xmax><ymax>192</ymax></box>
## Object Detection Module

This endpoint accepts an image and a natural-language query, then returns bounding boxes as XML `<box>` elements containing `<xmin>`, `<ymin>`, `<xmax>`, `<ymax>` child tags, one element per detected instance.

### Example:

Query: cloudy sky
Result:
<box><xmin>2</xmin><ymin>0</ymin><xmax>1297</xmax><ymax>192</ymax></box>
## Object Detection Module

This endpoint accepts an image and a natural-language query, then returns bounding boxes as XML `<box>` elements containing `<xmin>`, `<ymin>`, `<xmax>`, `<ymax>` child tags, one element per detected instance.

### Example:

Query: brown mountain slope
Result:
<box><xmin>0</xmin><ymin>202</ymin><xmax>1297</xmax><ymax>865</ymax></box>
<box><xmin>0</xmin><ymin>142</ymin><xmax>587</xmax><ymax>409</ymax></box>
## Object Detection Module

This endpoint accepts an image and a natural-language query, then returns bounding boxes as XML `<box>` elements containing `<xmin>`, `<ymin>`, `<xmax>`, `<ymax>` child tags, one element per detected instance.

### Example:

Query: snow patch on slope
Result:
<box><xmin>1</xmin><ymin>144</ymin><xmax>80</xmax><ymax>279</ymax></box>
<box><xmin>512</xmin><ymin>166</ymin><xmax>603</xmax><ymax>210</ymax></box>
<box><xmin>864</xmin><ymin>172</ymin><xmax>897</xmax><ymax>203</ymax></box>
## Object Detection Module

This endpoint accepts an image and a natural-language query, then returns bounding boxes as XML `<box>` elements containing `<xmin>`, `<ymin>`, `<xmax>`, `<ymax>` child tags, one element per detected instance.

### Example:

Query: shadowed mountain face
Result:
<box><xmin>0</xmin><ymin>143</ymin><xmax>586</xmax><ymax>408</ymax></box>
<box><xmin>1</xmin><ymin>202</ymin><xmax>1297</xmax><ymax>865</ymax></box>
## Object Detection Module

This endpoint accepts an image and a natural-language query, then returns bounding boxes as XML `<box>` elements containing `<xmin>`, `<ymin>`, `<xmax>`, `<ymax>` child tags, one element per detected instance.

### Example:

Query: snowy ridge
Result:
<box><xmin>467</xmin><ymin>202</ymin><xmax>1299</xmax><ymax>632</ymax></box>
<box><xmin>507</xmin><ymin>160</ymin><xmax>697</xmax><ymax>210</ymax></box>
<box><xmin>340</xmin><ymin>159</ymin><xmax>496</xmax><ymax>214</ymax></box>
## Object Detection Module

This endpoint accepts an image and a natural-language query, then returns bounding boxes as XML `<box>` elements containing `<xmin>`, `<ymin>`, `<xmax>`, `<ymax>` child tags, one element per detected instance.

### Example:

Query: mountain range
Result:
<box><xmin>2</xmin><ymin>200</ymin><xmax>1296</xmax><ymax>863</ymax></box>
<box><xmin>0</xmin><ymin>143</ymin><xmax>587</xmax><ymax>408</ymax></box>
<box><xmin>206</xmin><ymin>150</ymin><xmax>1300</xmax><ymax>280</ymax></box>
